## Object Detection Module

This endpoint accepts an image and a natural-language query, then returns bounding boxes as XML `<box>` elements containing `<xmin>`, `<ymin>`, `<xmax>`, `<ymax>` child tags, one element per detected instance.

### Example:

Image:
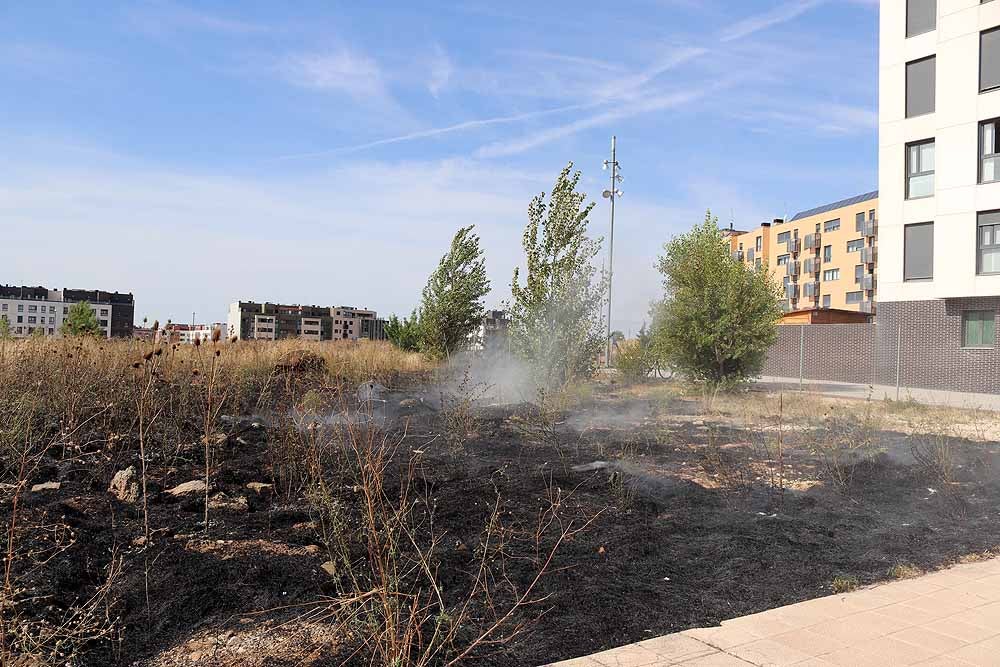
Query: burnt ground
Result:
<box><xmin>10</xmin><ymin>381</ymin><xmax>1000</xmax><ymax>666</ymax></box>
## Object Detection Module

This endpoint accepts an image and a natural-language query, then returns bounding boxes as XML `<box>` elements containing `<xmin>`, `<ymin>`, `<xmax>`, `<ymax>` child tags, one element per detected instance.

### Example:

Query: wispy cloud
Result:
<box><xmin>278</xmin><ymin>49</ymin><xmax>386</xmax><ymax>99</ymax></box>
<box><xmin>718</xmin><ymin>0</ymin><xmax>825</xmax><ymax>42</ymax></box>
<box><xmin>476</xmin><ymin>86</ymin><xmax>717</xmax><ymax>159</ymax></box>
<box><xmin>274</xmin><ymin>102</ymin><xmax>601</xmax><ymax>159</ymax></box>
<box><xmin>427</xmin><ymin>45</ymin><xmax>453</xmax><ymax>97</ymax></box>
<box><xmin>592</xmin><ymin>47</ymin><xmax>708</xmax><ymax>101</ymax></box>
<box><xmin>126</xmin><ymin>2</ymin><xmax>270</xmax><ymax>36</ymax></box>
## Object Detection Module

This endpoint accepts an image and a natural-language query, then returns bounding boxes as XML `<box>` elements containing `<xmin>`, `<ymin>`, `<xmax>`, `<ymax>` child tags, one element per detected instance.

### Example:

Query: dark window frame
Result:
<box><xmin>903</xmin><ymin>221</ymin><xmax>934</xmax><ymax>281</ymax></box>
<box><xmin>962</xmin><ymin>310</ymin><xmax>996</xmax><ymax>349</ymax></box>
<box><xmin>981</xmin><ymin>26</ymin><xmax>1000</xmax><ymax>94</ymax></box>
<box><xmin>977</xmin><ymin>210</ymin><xmax>1000</xmax><ymax>275</ymax></box>
<box><xmin>906</xmin><ymin>138</ymin><xmax>935</xmax><ymax>200</ymax></box>
<box><xmin>980</xmin><ymin>118</ymin><xmax>1000</xmax><ymax>184</ymax></box>
<box><xmin>905</xmin><ymin>55</ymin><xmax>936</xmax><ymax>118</ymax></box>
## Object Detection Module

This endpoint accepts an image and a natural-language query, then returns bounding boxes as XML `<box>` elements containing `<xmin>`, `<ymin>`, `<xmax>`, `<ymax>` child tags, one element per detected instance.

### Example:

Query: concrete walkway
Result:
<box><xmin>545</xmin><ymin>558</ymin><xmax>1000</xmax><ymax>666</ymax></box>
<box><xmin>756</xmin><ymin>376</ymin><xmax>1000</xmax><ymax>412</ymax></box>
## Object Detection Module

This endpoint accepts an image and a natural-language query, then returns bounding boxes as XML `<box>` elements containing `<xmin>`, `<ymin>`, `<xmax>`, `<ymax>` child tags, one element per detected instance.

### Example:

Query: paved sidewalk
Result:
<box><xmin>756</xmin><ymin>376</ymin><xmax>1000</xmax><ymax>412</ymax></box>
<box><xmin>545</xmin><ymin>558</ymin><xmax>1000</xmax><ymax>666</ymax></box>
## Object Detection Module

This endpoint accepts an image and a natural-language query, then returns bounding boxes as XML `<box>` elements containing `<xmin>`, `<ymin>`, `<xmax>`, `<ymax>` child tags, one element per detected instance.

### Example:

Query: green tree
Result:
<box><xmin>60</xmin><ymin>301</ymin><xmax>103</xmax><ymax>337</ymax></box>
<box><xmin>509</xmin><ymin>163</ymin><xmax>606</xmax><ymax>386</ymax></box>
<box><xmin>0</xmin><ymin>317</ymin><xmax>10</xmax><ymax>341</ymax></box>
<box><xmin>385</xmin><ymin>310</ymin><xmax>424</xmax><ymax>352</ymax></box>
<box><xmin>419</xmin><ymin>226</ymin><xmax>491</xmax><ymax>359</ymax></box>
<box><xmin>653</xmin><ymin>211</ymin><xmax>781</xmax><ymax>394</ymax></box>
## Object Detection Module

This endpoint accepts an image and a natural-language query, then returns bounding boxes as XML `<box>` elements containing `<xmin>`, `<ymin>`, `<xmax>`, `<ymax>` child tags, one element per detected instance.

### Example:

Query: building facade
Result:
<box><xmin>165</xmin><ymin>323</ymin><xmax>226</xmax><ymax>344</ymax></box>
<box><xmin>877</xmin><ymin>0</ymin><xmax>1000</xmax><ymax>385</ymax></box>
<box><xmin>727</xmin><ymin>193</ymin><xmax>879</xmax><ymax>319</ymax></box>
<box><xmin>227</xmin><ymin>301</ymin><xmax>384</xmax><ymax>341</ymax></box>
<box><xmin>0</xmin><ymin>285</ymin><xmax>134</xmax><ymax>338</ymax></box>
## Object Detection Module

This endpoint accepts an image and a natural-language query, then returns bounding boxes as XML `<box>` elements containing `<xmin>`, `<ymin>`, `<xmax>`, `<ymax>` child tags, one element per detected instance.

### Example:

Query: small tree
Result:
<box><xmin>509</xmin><ymin>163</ymin><xmax>605</xmax><ymax>387</ymax></box>
<box><xmin>654</xmin><ymin>211</ymin><xmax>781</xmax><ymax>396</ymax></box>
<box><xmin>419</xmin><ymin>226</ymin><xmax>491</xmax><ymax>359</ymax></box>
<box><xmin>385</xmin><ymin>310</ymin><xmax>424</xmax><ymax>352</ymax></box>
<box><xmin>60</xmin><ymin>301</ymin><xmax>103</xmax><ymax>337</ymax></box>
<box><xmin>0</xmin><ymin>318</ymin><xmax>10</xmax><ymax>341</ymax></box>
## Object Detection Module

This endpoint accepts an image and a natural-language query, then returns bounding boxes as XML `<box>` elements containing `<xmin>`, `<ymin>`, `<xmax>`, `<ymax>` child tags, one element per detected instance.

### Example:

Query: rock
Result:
<box><xmin>167</xmin><ymin>480</ymin><xmax>207</xmax><ymax>497</ymax></box>
<box><xmin>399</xmin><ymin>398</ymin><xmax>419</xmax><ymax>409</ymax></box>
<box><xmin>207</xmin><ymin>493</ymin><xmax>248</xmax><ymax>512</ymax></box>
<box><xmin>30</xmin><ymin>481</ymin><xmax>60</xmax><ymax>493</ymax></box>
<box><xmin>357</xmin><ymin>380</ymin><xmax>387</xmax><ymax>404</ymax></box>
<box><xmin>188</xmin><ymin>651</ymin><xmax>203</xmax><ymax>662</ymax></box>
<box><xmin>245</xmin><ymin>482</ymin><xmax>273</xmax><ymax>495</ymax></box>
<box><xmin>304</xmin><ymin>544</ymin><xmax>321</xmax><ymax>554</ymax></box>
<box><xmin>108</xmin><ymin>466</ymin><xmax>140</xmax><ymax>503</ymax></box>
<box><xmin>320</xmin><ymin>560</ymin><xmax>337</xmax><ymax>576</ymax></box>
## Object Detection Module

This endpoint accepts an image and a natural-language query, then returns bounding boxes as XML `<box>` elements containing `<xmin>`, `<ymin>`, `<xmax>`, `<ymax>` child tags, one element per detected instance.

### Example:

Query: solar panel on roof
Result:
<box><xmin>788</xmin><ymin>190</ymin><xmax>878</xmax><ymax>222</ymax></box>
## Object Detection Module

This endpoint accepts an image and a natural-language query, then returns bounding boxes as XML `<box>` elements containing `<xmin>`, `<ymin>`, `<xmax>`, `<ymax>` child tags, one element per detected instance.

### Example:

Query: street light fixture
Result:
<box><xmin>603</xmin><ymin>136</ymin><xmax>622</xmax><ymax>368</ymax></box>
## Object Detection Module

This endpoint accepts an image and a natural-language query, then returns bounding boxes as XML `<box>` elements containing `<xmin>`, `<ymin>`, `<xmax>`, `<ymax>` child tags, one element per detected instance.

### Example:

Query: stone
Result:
<box><xmin>207</xmin><ymin>493</ymin><xmax>248</xmax><ymax>512</ymax></box>
<box><xmin>245</xmin><ymin>482</ymin><xmax>273</xmax><ymax>494</ymax></box>
<box><xmin>108</xmin><ymin>466</ymin><xmax>140</xmax><ymax>503</ymax></box>
<box><xmin>167</xmin><ymin>480</ymin><xmax>207</xmax><ymax>497</ymax></box>
<box><xmin>320</xmin><ymin>561</ymin><xmax>337</xmax><ymax>576</ymax></box>
<box><xmin>30</xmin><ymin>481</ymin><xmax>60</xmax><ymax>493</ymax></box>
<box><xmin>304</xmin><ymin>544</ymin><xmax>321</xmax><ymax>554</ymax></box>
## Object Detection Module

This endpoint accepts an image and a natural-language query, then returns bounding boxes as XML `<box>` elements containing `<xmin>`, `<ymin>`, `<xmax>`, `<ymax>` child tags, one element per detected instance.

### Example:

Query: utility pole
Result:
<box><xmin>602</xmin><ymin>136</ymin><xmax>623</xmax><ymax>367</ymax></box>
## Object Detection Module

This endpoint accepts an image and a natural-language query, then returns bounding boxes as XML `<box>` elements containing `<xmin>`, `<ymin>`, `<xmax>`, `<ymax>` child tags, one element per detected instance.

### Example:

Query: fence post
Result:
<box><xmin>798</xmin><ymin>325</ymin><xmax>805</xmax><ymax>391</ymax></box>
<box><xmin>895</xmin><ymin>319</ymin><xmax>902</xmax><ymax>401</ymax></box>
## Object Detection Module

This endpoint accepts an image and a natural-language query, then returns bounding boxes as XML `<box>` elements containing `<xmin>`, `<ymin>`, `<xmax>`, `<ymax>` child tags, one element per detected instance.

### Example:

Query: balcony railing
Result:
<box><xmin>860</xmin><ymin>301</ymin><xmax>876</xmax><ymax>314</ymax></box>
<box><xmin>803</xmin><ymin>257</ymin><xmax>820</xmax><ymax>274</ymax></box>
<box><xmin>786</xmin><ymin>237</ymin><xmax>801</xmax><ymax>254</ymax></box>
<box><xmin>747</xmin><ymin>248</ymin><xmax>756</xmax><ymax>263</ymax></box>
<box><xmin>862</xmin><ymin>274</ymin><xmax>876</xmax><ymax>291</ymax></box>
<box><xmin>731</xmin><ymin>250</ymin><xmax>744</xmax><ymax>262</ymax></box>
<box><xmin>860</xmin><ymin>246</ymin><xmax>877</xmax><ymax>264</ymax></box>
<box><xmin>803</xmin><ymin>233</ymin><xmax>822</xmax><ymax>250</ymax></box>
<box><xmin>786</xmin><ymin>261</ymin><xmax>800</xmax><ymax>277</ymax></box>
<box><xmin>785</xmin><ymin>283</ymin><xmax>800</xmax><ymax>299</ymax></box>
<box><xmin>803</xmin><ymin>281</ymin><xmax>820</xmax><ymax>298</ymax></box>
<box><xmin>863</xmin><ymin>219</ymin><xmax>877</xmax><ymax>238</ymax></box>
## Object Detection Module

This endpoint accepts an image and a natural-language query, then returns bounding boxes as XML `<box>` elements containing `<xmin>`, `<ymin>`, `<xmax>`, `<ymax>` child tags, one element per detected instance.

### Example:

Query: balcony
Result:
<box><xmin>863</xmin><ymin>219</ymin><xmax>877</xmax><ymax>238</ymax></box>
<box><xmin>802</xmin><ymin>281</ymin><xmax>820</xmax><ymax>298</ymax></box>
<box><xmin>786</xmin><ymin>237</ymin><xmax>801</xmax><ymax>254</ymax></box>
<box><xmin>779</xmin><ymin>299</ymin><xmax>792</xmax><ymax>313</ymax></box>
<box><xmin>859</xmin><ymin>301</ymin><xmax>876</xmax><ymax>314</ymax></box>
<box><xmin>731</xmin><ymin>250</ymin><xmax>744</xmax><ymax>262</ymax></box>
<box><xmin>803</xmin><ymin>257</ymin><xmax>820</xmax><ymax>274</ymax></box>
<box><xmin>803</xmin><ymin>233</ymin><xmax>822</xmax><ymax>250</ymax></box>
<box><xmin>747</xmin><ymin>248</ymin><xmax>756</xmax><ymax>263</ymax></box>
<box><xmin>862</xmin><ymin>274</ymin><xmax>876</xmax><ymax>291</ymax></box>
<box><xmin>785</xmin><ymin>261</ymin><xmax>801</xmax><ymax>277</ymax></box>
<box><xmin>860</xmin><ymin>246</ymin><xmax>877</xmax><ymax>264</ymax></box>
<box><xmin>784</xmin><ymin>283</ymin><xmax>800</xmax><ymax>299</ymax></box>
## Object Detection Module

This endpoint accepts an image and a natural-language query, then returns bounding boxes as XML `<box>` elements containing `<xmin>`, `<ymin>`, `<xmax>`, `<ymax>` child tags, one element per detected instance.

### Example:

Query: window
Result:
<box><xmin>777</xmin><ymin>254</ymin><xmax>790</xmax><ymax>266</ymax></box>
<box><xmin>846</xmin><ymin>291</ymin><xmax>863</xmax><ymax>304</ymax></box>
<box><xmin>755</xmin><ymin>235</ymin><xmax>762</xmax><ymax>252</ymax></box>
<box><xmin>981</xmin><ymin>119</ymin><xmax>1000</xmax><ymax>183</ymax></box>
<box><xmin>982</xmin><ymin>27</ymin><xmax>1000</xmax><ymax>93</ymax></box>
<box><xmin>17</xmin><ymin>305</ymin><xmax>23</xmax><ymax>312</ymax></box>
<box><xmin>777</xmin><ymin>231</ymin><xmax>791</xmax><ymax>244</ymax></box>
<box><xmin>16</xmin><ymin>316</ymin><xmax>22</xmax><ymax>323</ymax></box>
<box><xmin>0</xmin><ymin>304</ymin><xmax>5</xmax><ymax>311</ymax></box>
<box><xmin>906</xmin><ymin>0</ymin><xmax>936</xmax><ymax>37</ymax></box>
<box><xmin>824</xmin><ymin>218</ymin><xmax>840</xmax><ymax>232</ymax></box>
<box><xmin>869</xmin><ymin>209</ymin><xmax>876</xmax><ymax>222</ymax></box>
<box><xmin>27</xmin><ymin>305</ymin><xmax>36</xmax><ymax>313</ymax></box>
<box><xmin>100</xmin><ymin>308</ymin><xmax>108</xmax><ymax>316</ymax></box>
<box><xmin>978</xmin><ymin>211</ymin><xmax>1000</xmax><ymax>274</ymax></box>
<box><xmin>855</xmin><ymin>212</ymin><xmax>866</xmax><ymax>232</ymax></box>
<box><xmin>906</xmin><ymin>56</ymin><xmax>935</xmax><ymax>117</ymax></box>
<box><xmin>847</xmin><ymin>239</ymin><xmax>864</xmax><ymax>252</ymax></box>
<box><xmin>904</xmin><ymin>221</ymin><xmax>934</xmax><ymax>280</ymax></box>
<box><xmin>822</xmin><ymin>295</ymin><xmax>831</xmax><ymax>309</ymax></box>
<box><xmin>855</xmin><ymin>264</ymin><xmax>864</xmax><ymax>284</ymax></box>
<box><xmin>906</xmin><ymin>139</ymin><xmax>935</xmax><ymax>199</ymax></box>
<box><xmin>27</xmin><ymin>316</ymin><xmax>35</xmax><ymax>324</ymax></box>
<box><xmin>963</xmin><ymin>311</ymin><xmax>995</xmax><ymax>348</ymax></box>
<box><xmin>823</xmin><ymin>268</ymin><xmax>840</xmax><ymax>281</ymax></box>
<box><xmin>823</xmin><ymin>245</ymin><xmax>832</xmax><ymax>262</ymax></box>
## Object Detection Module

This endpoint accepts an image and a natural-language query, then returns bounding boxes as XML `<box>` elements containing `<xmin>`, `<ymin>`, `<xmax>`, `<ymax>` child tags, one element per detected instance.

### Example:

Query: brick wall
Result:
<box><xmin>762</xmin><ymin>323</ymin><xmax>875</xmax><ymax>384</ymax></box>
<box><xmin>761</xmin><ymin>299</ymin><xmax>1000</xmax><ymax>394</ymax></box>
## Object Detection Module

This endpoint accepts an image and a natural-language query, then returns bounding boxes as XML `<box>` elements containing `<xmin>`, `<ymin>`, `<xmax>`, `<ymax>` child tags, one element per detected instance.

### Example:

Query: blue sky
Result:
<box><xmin>0</xmin><ymin>0</ymin><xmax>878</xmax><ymax>332</ymax></box>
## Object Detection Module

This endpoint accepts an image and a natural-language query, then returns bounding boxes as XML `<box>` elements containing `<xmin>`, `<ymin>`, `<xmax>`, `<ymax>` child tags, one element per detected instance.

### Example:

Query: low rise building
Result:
<box><xmin>227</xmin><ymin>301</ymin><xmax>384</xmax><ymax>341</ymax></box>
<box><xmin>0</xmin><ymin>285</ymin><xmax>134</xmax><ymax>338</ymax></box>
<box><xmin>166</xmin><ymin>323</ymin><xmax>226</xmax><ymax>344</ymax></box>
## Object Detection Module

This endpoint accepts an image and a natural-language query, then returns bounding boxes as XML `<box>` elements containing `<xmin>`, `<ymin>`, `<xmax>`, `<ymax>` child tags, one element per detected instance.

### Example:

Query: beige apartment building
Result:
<box><xmin>728</xmin><ymin>191</ymin><xmax>878</xmax><ymax>320</ymax></box>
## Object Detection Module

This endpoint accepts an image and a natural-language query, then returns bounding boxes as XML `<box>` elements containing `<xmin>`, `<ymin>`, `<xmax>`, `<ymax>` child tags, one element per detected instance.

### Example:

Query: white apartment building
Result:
<box><xmin>877</xmin><ymin>0</ymin><xmax>1000</xmax><ymax>390</ymax></box>
<box><xmin>0</xmin><ymin>285</ymin><xmax>134</xmax><ymax>339</ymax></box>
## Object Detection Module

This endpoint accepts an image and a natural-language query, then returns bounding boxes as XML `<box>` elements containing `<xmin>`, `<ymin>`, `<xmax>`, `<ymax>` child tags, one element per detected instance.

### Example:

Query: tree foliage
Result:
<box><xmin>60</xmin><ymin>301</ymin><xmax>103</xmax><ymax>338</ymax></box>
<box><xmin>419</xmin><ymin>225</ymin><xmax>491</xmax><ymax>359</ymax></box>
<box><xmin>653</xmin><ymin>211</ymin><xmax>781</xmax><ymax>389</ymax></box>
<box><xmin>384</xmin><ymin>310</ymin><xmax>423</xmax><ymax>352</ymax></box>
<box><xmin>0</xmin><ymin>317</ymin><xmax>10</xmax><ymax>341</ymax></box>
<box><xmin>509</xmin><ymin>163</ymin><xmax>605</xmax><ymax>386</ymax></box>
